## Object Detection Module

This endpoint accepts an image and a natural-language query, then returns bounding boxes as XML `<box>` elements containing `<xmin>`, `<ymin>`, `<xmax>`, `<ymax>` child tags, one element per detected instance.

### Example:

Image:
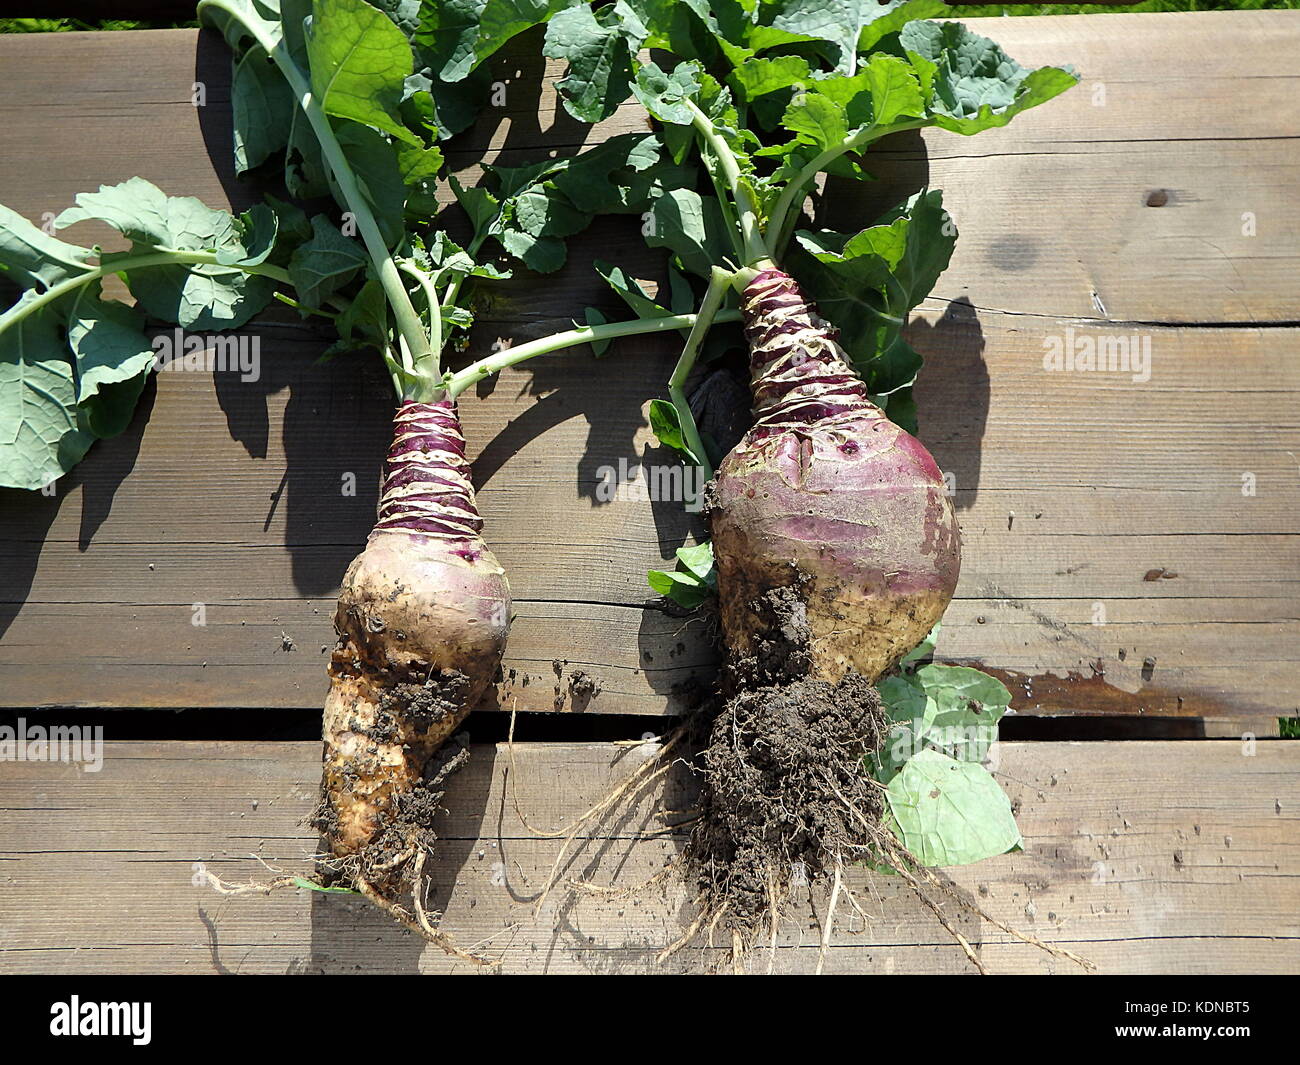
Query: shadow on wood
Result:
<box><xmin>0</xmin><ymin>374</ymin><xmax>156</xmax><ymax>640</ymax></box>
<box><xmin>193</xmin><ymin>27</ymin><xmax>259</xmax><ymax>215</ymax></box>
<box><xmin>909</xmin><ymin>296</ymin><xmax>989</xmax><ymax>513</ymax></box>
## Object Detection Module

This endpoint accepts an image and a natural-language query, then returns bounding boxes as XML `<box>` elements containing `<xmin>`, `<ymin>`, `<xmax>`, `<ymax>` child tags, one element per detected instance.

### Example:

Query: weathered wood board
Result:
<box><xmin>1</xmin><ymin>12</ymin><xmax>1298</xmax><ymax>721</ymax></box>
<box><xmin>0</xmin><ymin>740</ymin><xmax>1294</xmax><ymax>974</ymax></box>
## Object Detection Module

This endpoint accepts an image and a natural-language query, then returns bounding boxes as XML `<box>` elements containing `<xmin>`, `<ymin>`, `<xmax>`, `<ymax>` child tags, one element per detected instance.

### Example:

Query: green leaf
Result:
<box><xmin>545</xmin><ymin>2</ymin><xmax>647</xmax><ymax>123</ymax></box>
<box><xmin>124</xmin><ymin>261</ymin><xmax>272</xmax><ymax>334</ymax></box>
<box><xmin>56</xmin><ymin>178</ymin><xmax>277</xmax><ymax>330</ymax></box>
<box><xmin>427</xmin><ymin>231</ymin><xmax>510</xmax><ymax>281</ymax></box>
<box><xmin>791</xmin><ymin>188</ymin><xmax>953</xmax><ymax>393</ymax></box>
<box><xmin>263</xmin><ymin>195</ymin><xmax>314</xmax><ymax>262</ymax></box>
<box><xmin>64</xmin><ymin>285</ymin><xmax>154</xmax><ymax>407</ymax></box>
<box><xmin>1</xmin><ymin>177</ymin><xmax>290</xmax><ymax>488</ymax></box>
<box><xmin>647</xmin><ymin>540</ymin><xmax>715</xmax><ymax>609</ymax></box>
<box><xmin>511</xmin><ymin>183</ymin><xmax>590</xmax><ymax>241</ymax></box>
<box><xmin>855</xmin><ymin>0</ymin><xmax>948</xmax><ymax>52</ymax></box>
<box><xmin>0</xmin><ymin>293</ymin><xmax>95</xmax><ymax>490</ymax></box>
<box><xmin>78</xmin><ymin>370</ymin><xmax>151</xmax><ymax>440</ymax></box>
<box><xmin>396</xmin><ymin>139</ymin><xmax>445</xmax><ymax>186</ymax></box>
<box><xmin>308</xmin><ymin>0</ymin><xmax>420</xmax><ymax>145</ymax></box>
<box><xmin>913</xmin><ymin>663</ymin><xmax>1011</xmax><ymax>736</ymax></box>
<box><xmin>728</xmin><ymin>54</ymin><xmax>811</xmax><ymax>101</ymax></box>
<box><xmin>886</xmin><ymin>748</ymin><xmax>1021</xmax><ymax>866</ymax></box>
<box><xmin>898</xmin><ymin>622</ymin><xmax>940</xmax><ymax>669</ymax></box>
<box><xmin>450</xmin><ymin>175</ymin><xmax>500</xmax><ymax>241</ymax></box>
<box><xmin>420</xmin><ymin>0</ymin><xmax>574</xmax><ymax>82</ymax></box>
<box><xmin>232</xmin><ymin>44</ymin><xmax>294</xmax><ymax>174</ymax></box>
<box><xmin>900</xmin><ymin>19</ymin><xmax>1078</xmax><ymax>135</ymax></box>
<box><xmin>288</xmin><ymin>215</ymin><xmax>368</xmax><ymax>307</ymax></box>
<box><xmin>583</xmin><ymin>306</ymin><xmax>612</xmax><ymax>356</ymax></box>
<box><xmin>285</xmin><ymin>104</ymin><xmax>332</xmax><ymax>199</ymax></box>
<box><xmin>647</xmin><ymin>395</ymin><xmax>703</xmax><ymax>465</ymax></box>
<box><xmin>218</xmin><ymin>204</ymin><xmax>280</xmax><ymax>269</ymax></box>
<box><xmin>547</xmin><ymin>132</ymin><xmax>682</xmax><ymax>215</ymax></box>
<box><xmin>486</xmin><ymin>134</ymin><xmax>684</xmax><ymax>274</ymax></box>
<box><xmin>674</xmin><ymin>539</ymin><xmax>714</xmax><ymax>582</ymax></box>
<box><xmin>873</xmin><ymin>189</ymin><xmax>955</xmax><ymax>314</ymax></box>
<box><xmin>0</xmin><ymin>205</ymin><xmax>94</xmax><ymax>288</ymax></box>
<box><xmin>866</xmin><ymin>387</ymin><xmax>915</xmax><ymax>434</ymax></box>
<box><xmin>776</xmin><ymin>54</ymin><xmax>925</xmax><ymax>157</ymax></box>
<box><xmin>371</xmin><ymin>0</ymin><xmax>422</xmax><ymax>37</ymax></box>
<box><xmin>879</xmin><ymin>673</ymin><xmax>931</xmax><ymax>728</ymax></box>
<box><xmin>872</xmin><ymin>672</ymin><xmax>929</xmax><ymax>783</ymax></box>
<box><xmin>333</xmin><ymin>121</ymin><xmax>406</xmax><ymax>245</ymax></box>
<box><xmin>646</xmin><ymin>566</ymin><xmax>712</xmax><ymax>610</ymax></box>
<box><xmin>645</xmin><ymin>188</ymin><xmax>731</xmax><ymax>279</ymax></box>
<box><xmin>707</xmin><ymin>0</ymin><xmax>815</xmax><ymax>65</ymax></box>
<box><xmin>783</xmin><ymin>91</ymin><xmax>850</xmax><ymax>154</ymax></box>
<box><xmin>772</xmin><ymin>0</ymin><xmax>944</xmax><ymax>75</ymax></box>
<box><xmin>330</xmin><ymin>276</ymin><xmax>389</xmax><ymax>354</ymax></box>
<box><xmin>874</xmin><ymin>663</ymin><xmax>1010</xmax><ymax>779</ymax></box>
<box><xmin>55</xmin><ymin>176</ymin><xmax>179</xmax><ymax>247</ymax></box>
<box><xmin>632</xmin><ymin>60</ymin><xmax>701</xmax><ymax>127</ymax></box>
<box><xmin>498</xmin><ymin>227</ymin><xmax>566</xmax><ymax>274</ymax></box>
<box><xmin>594</xmin><ymin>261</ymin><xmax>671</xmax><ymax>320</ymax></box>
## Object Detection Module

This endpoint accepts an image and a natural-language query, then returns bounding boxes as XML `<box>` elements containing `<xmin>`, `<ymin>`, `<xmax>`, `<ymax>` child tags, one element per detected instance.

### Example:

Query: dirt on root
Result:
<box><xmin>314</xmin><ymin>736</ymin><xmax>470</xmax><ymax>894</ymax></box>
<box><xmin>682</xmin><ymin>583</ymin><xmax>889</xmax><ymax>944</ymax></box>
<box><xmin>314</xmin><ymin>668</ymin><xmax>473</xmax><ymax>897</ymax></box>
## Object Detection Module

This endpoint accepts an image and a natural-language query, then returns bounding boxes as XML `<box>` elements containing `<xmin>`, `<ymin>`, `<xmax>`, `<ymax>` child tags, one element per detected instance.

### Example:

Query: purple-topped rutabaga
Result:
<box><xmin>319</xmin><ymin>400</ymin><xmax>510</xmax><ymax>863</ymax></box>
<box><xmin>711</xmin><ymin>268</ymin><xmax>961</xmax><ymax>685</ymax></box>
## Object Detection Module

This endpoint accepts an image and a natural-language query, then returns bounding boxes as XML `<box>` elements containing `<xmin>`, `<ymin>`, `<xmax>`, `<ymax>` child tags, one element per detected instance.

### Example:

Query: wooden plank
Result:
<box><xmin>853</xmin><ymin>10</ymin><xmax>1300</xmax><ymax>325</ymax></box>
<box><xmin>1</xmin><ymin>312</ymin><xmax>1294</xmax><ymax>719</ymax></box>
<box><xmin>0</xmin><ymin>740</ymin><xmax>1294</xmax><ymax>974</ymax></box>
<box><xmin>1</xmin><ymin>15</ymin><xmax>1298</xmax><ymax>719</ymax></box>
<box><xmin>3</xmin><ymin>13</ymin><xmax>1295</xmax><ymax>324</ymax></box>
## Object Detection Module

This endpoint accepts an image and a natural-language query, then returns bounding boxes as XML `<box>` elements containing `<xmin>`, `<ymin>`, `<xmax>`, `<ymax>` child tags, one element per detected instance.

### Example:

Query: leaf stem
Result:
<box><xmin>765</xmin><ymin>118</ymin><xmax>930</xmax><ymax>259</ymax></box>
<box><xmin>273</xmin><ymin>291</ymin><xmax>337</xmax><ymax>320</ymax></box>
<box><xmin>397</xmin><ymin>260</ymin><xmax>442</xmax><ymax>379</ymax></box>
<box><xmin>198</xmin><ymin>0</ymin><xmax>436</xmax><ymax>393</ymax></box>
<box><xmin>701</xmin><ymin>148</ymin><xmax>747</xmax><ymax>266</ymax></box>
<box><xmin>444</xmin><ymin>309</ymin><xmax>740</xmax><ymax>399</ymax></box>
<box><xmin>0</xmin><ymin>249</ymin><xmax>288</xmax><ymax>333</ymax></box>
<box><xmin>440</xmin><ymin>231</ymin><xmax>488</xmax><ymax>312</ymax></box>
<box><xmin>684</xmin><ymin>98</ymin><xmax>767</xmax><ymax>268</ymax></box>
<box><xmin>667</xmin><ymin>266</ymin><xmax>734</xmax><ymax>483</ymax></box>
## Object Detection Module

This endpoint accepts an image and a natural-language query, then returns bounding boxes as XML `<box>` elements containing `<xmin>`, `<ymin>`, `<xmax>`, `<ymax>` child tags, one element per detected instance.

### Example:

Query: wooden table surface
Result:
<box><xmin>0</xmin><ymin>11</ymin><xmax>1297</xmax><ymax>973</ymax></box>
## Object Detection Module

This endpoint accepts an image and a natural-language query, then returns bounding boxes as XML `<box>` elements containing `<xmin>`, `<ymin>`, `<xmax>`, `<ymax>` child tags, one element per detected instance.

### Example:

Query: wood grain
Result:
<box><xmin>1</xmin><ymin>311</ymin><xmax>1293</xmax><ymax>720</ymax></box>
<box><xmin>0</xmin><ymin>14</ymin><xmax>1298</xmax><ymax>719</ymax></box>
<box><xmin>0</xmin><ymin>739</ymin><xmax>1294</xmax><ymax>974</ymax></box>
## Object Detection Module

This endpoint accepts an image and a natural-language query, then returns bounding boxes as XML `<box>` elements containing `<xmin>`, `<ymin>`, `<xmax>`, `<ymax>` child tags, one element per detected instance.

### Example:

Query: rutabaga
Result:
<box><xmin>0</xmin><ymin>0</ymin><xmax>724</xmax><ymax>958</ymax></box>
<box><xmin>531</xmin><ymin>0</ymin><xmax>1078</xmax><ymax>959</ymax></box>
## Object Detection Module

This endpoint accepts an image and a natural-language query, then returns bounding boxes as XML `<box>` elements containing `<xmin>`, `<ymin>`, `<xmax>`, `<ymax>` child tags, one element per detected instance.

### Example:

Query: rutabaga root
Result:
<box><xmin>313</xmin><ymin>399</ymin><xmax>509</xmax><ymax>952</ymax></box>
<box><xmin>682</xmin><ymin>267</ymin><xmax>962</xmax><ymax>960</ymax></box>
<box><xmin>678</xmin><ymin>583</ymin><xmax>893</xmax><ymax>959</ymax></box>
<box><xmin>711</xmin><ymin>268</ymin><xmax>961</xmax><ymax>686</ymax></box>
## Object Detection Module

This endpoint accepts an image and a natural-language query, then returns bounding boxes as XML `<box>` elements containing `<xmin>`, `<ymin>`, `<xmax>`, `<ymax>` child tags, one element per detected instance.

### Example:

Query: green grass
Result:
<box><xmin>2</xmin><ymin>1</ymin><xmax>1299</xmax><ymax>32</ymax></box>
<box><xmin>956</xmin><ymin>1</ymin><xmax>1298</xmax><ymax>14</ymax></box>
<box><xmin>0</xmin><ymin>18</ymin><xmax>196</xmax><ymax>33</ymax></box>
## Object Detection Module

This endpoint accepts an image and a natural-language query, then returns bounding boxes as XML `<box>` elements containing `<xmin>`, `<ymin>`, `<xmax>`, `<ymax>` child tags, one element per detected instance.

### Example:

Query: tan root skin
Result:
<box><xmin>322</xmin><ymin>530</ymin><xmax>509</xmax><ymax>855</ymax></box>
<box><xmin>712</xmin><ymin>511</ymin><xmax>956</xmax><ymax>686</ymax></box>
